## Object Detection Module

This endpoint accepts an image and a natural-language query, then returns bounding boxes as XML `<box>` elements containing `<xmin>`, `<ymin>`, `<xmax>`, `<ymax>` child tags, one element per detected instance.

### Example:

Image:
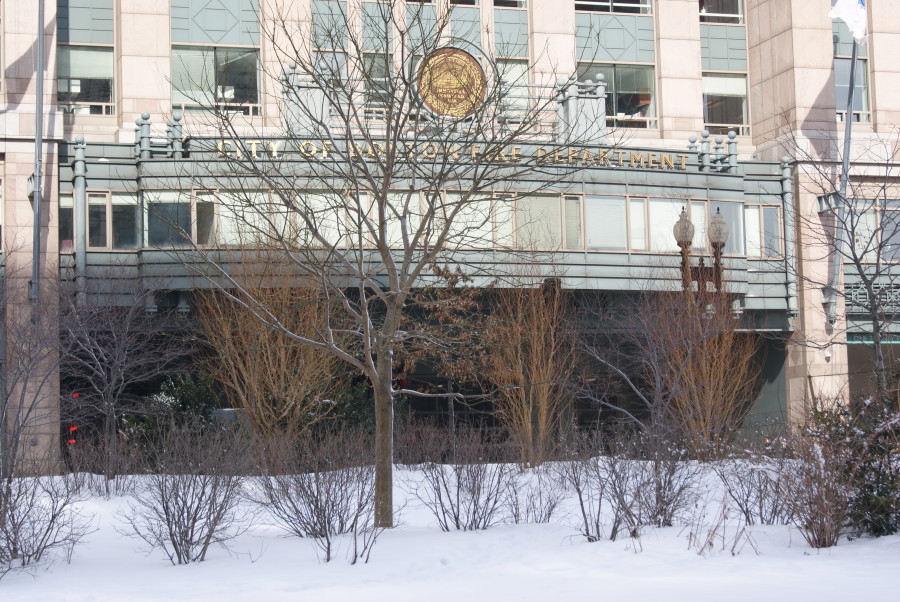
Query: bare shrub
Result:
<box><xmin>684</xmin><ymin>489</ymin><xmax>758</xmax><ymax>557</ymax></box>
<box><xmin>715</xmin><ymin>457</ymin><xmax>792</xmax><ymax>526</ymax></box>
<box><xmin>777</xmin><ymin>433</ymin><xmax>853</xmax><ymax>548</ymax></box>
<box><xmin>504</xmin><ymin>464</ymin><xmax>564</xmax><ymax>525</ymax></box>
<box><xmin>554</xmin><ymin>433</ymin><xmax>609</xmax><ymax>542</ymax></box>
<box><xmin>64</xmin><ymin>436</ymin><xmax>143</xmax><ymax>498</ymax></box>
<box><xmin>555</xmin><ymin>430</ymin><xmax>700</xmax><ymax>543</ymax></box>
<box><xmin>622</xmin><ymin>432</ymin><xmax>701</xmax><ymax>532</ymax></box>
<box><xmin>250</xmin><ymin>427</ymin><xmax>379</xmax><ymax>564</ymax></box>
<box><xmin>0</xmin><ymin>475</ymin><xmax>93</xmax><ymax>579</ymax></box>
<box><xmin>411</xmin><ymin>426</ymin><xmax>515</xmax><ymax>531</ymax></box>
<box><xmin>118</xmin><ymin>422</ymin><xmax>250</xmax><ymax>564</ymax></box>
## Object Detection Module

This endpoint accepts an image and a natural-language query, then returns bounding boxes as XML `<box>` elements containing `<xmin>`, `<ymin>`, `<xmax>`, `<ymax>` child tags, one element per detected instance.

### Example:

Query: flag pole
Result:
<box><xmin>826</xmin><ymin>38</ymin><xmax>860</xmax><ymax>324</ymax></box>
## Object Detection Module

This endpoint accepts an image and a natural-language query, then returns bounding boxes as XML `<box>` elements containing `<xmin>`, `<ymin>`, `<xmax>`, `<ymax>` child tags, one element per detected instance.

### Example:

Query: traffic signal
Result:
<box><xmin>65</xmin><ymin>424</ymin><xmax>78</xmax><ymax>445</ymax></box>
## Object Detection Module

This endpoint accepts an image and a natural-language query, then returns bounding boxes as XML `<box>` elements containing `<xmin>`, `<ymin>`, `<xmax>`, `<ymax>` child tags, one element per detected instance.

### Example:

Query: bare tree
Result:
<box><xmin>59</xmin><ymin>283</ymin><xmax>193</xmax><ymax>486</ymax></box>
<box><xmin>169</xmin><ymin>0</ymin><xmax>600</xmax><ymax>526</ymax></box>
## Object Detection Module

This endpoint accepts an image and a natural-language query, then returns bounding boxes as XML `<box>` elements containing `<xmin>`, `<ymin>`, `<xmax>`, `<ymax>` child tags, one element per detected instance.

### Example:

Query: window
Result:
<box><xmin>146</xmin><ymin>191</ymin><xmax>215</xmax><ymax>248</ymax></box>
<box><xmin>87</xmin><ymin>192</ymin><xmax>140</xmax><ymax>250</ymax></box>
<box><xmin>881</xmin><ymin>200</ymin><xmax>900</xmax><ymax>262</ymax></box>
<box><xmin>699</xmin><ymin>0</ymin><xmax>744</xmax><ymax>24</ymax></box>
<box><xmin>833</xmin><ymin>4</ymin><xmax>870</xmax><ymax>123</ymax></box>
<box><xmin>172</xmin><ymin>46</ymin><xmax>260</xmax><ymax>115</ymax></box>
<box><xmin>496</xmin><ymin>59</ymin><xmax>529</xmax><ymax>121</ymax></box>
<box><xmin>494</xmin><ymin>0</ymin><xmax>525</xmax><ymax>7</ymax></box>
<box><xmin>575</xmin><ymin>0</ymin><xmax>650</xmax><ymax>15</ymax></box>
<box><xmin>564</xmin><ymin>195</ymin><xmax>648</xmax><ymax>252</ymax></box>
<box><xmin>59</xmin><ymin>194</ymin><xmax>74</xmax><ymax>251</ymax></box>
<box><xmin>745</xmin><ymin>205</ymin><xmax>782</xmax><ymax>258</ymax></box>
<box><xmin>58</xmin><ymin>46</ymin><xmax>115</xmax><ymax>115</ymax></box>
<box><xmin>516</xmin><ymin>195</ymin><xmax>562</xmax><ymax>249</ymax></box>
<box><xmin>703</xmin><ymin>73</ymin><xmax>748</xmax><ymax>135</ymax></box>
<box><xmin>218</xmin><ymin>190</ymin><xmax>269</xmax><ymax>247</ymax></box>
<box><xmin>834</xmin><ymin>57</ymin><xmax>869</xmax><ymax>123</ymax></box>
<box><xmin>363</xmin><ymin>52</ymin><xmax>392</xmax><ymax>108</ymax></box>
<box><xmin>577</xmin><ymin>63</ymin><xmax>656</xmax><ymax>128</ymax></box>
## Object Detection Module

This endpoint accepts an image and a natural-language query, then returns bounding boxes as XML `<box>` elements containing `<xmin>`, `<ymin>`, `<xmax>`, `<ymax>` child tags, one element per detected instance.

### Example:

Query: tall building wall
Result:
<box><xmin>3</xmin><ymin>0</ymin><xmax>897</xmax><ymax>450</ymax></box>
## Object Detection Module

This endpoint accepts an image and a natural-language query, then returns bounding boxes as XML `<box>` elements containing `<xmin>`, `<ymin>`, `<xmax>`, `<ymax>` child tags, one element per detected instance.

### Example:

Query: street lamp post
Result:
<box><xmin>708</xmin><ymin>208</ymin><xmax>729</xmax><ymax>294</ymax></box>
<box><xmin>673</xmin><ymin>208</ymin><xmax>695</xmax><ymax>293</ymax></box>
<box><xmin>672</xmin><ymin>207</ymin><xmax>730</xmax><ymax>295</ymax></box>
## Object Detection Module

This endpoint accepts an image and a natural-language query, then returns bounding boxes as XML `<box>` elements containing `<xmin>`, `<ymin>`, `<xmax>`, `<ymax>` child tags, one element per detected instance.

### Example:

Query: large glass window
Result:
<box><xmin>575</xmin><ymin>0</ymin><xmax>651</xmax><ymax>14</ymax></box>
<box><xmin>577</xmin><ymin>63</ymin><xmax>656</xmax><ymax>128</ymax></box>
<box><xmin>699</xmin><ymin>0</ymin><xmax>744</xmax><ymax>24</ymax></box>
<box><xmin>172</xmin><ymin>46</ymin><xmax>260</xmax><ymax>115</ymax></box>
<box><xmin>58</xmin><ymin>46</ymin><xmax>115</xmax><ymax>115</ymax></box>
<box><xmin>703</xmin><ymin>73</ymin><xmax>748</xmax><ymax>135</ymax></box>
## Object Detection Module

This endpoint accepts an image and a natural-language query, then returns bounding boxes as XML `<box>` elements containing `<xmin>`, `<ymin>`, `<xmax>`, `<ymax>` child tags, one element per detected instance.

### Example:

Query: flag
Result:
<box><xmin>830</xmin><ymin>0</ymin><xmax>868</xmax><ymax>44</ymax></box>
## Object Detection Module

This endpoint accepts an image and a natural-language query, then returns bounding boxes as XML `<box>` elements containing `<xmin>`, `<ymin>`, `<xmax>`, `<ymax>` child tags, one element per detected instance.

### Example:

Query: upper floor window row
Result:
<box><xmin>60</xmin><ymin>189</ymin><xmax>783</xmax><ymax>261</ymax></box>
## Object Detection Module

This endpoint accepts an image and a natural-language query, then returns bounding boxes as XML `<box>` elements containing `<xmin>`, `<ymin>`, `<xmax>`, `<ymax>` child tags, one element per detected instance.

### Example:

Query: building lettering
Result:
<box><xmin>214</xmin><ymin>139</ymin><xmax>691</xmax><ymax>171</ymax></box>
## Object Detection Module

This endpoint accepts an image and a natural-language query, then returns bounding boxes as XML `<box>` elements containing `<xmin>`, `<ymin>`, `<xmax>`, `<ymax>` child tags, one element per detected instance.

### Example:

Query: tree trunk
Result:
<box><xmin>373</xmin><ymin>367</ymin><xmax>393</xmax><ymax>528</ymax></box>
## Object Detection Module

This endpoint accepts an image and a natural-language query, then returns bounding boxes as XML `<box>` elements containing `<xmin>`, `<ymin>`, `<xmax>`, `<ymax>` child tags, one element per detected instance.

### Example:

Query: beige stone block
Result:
<box><xmin>656</xmin><ymin>0</ymin><xmax>701</xmax><ymax>42</ymax></box>
<box><xmin>790</xmin><ymin>28</ymin><xmax>834</xmax><ymax>70</ymax></box>
<box><xmin>657</xmin><ymin>40</ymin><xmax>701</xmax><ymax>80</ymax></box>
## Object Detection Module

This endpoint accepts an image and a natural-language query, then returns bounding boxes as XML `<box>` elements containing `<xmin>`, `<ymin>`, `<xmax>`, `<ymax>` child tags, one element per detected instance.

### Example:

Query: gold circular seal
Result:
<box><xmin>416</xmin><ymin>48</ymin><xmax>486</xmax><ymax>118</ymax></box>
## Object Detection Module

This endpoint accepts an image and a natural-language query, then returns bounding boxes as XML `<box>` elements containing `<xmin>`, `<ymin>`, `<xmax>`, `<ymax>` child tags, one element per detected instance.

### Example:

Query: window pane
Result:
<box><xmin>648</xmin><ymin>198</ymin><xmax>681</xmax><ymax>252</ymax></box>
<box><xmin>700</xmin><ymin>0</ymin><xmax>743</xmax><ymax>23</ymax></box>
<box><xmin>703</xmin><ymin>74</ymin><xmax>747</xmax><ymax>127</ymax></box>
<box><xmin>585</xmin><ymin>195</ymin><xmax>626</xmax><ymax>250</ymax></box>
<box><xmin>835</xmin><ymin>57</ymin><xmax>869</xmax><ymax>116</ymax></box>
<box><xmin>745</xmin><ymin>205</ymin><xmax>761</xmax><ymax>257</ymax></box>
<box><xmin>691</xmin><ymin>201</ymin><xmax>708</xmax><ymax>251</ymax></box>
<box><xmin>494</xmin><ymin>194</ymin><xmax>515</xmax><ymax>248</ymax></box>
<box><xmin>57</xmin><ymin>46</ymin><xmax>114</xmax><ymax>104</ymax></box>
<box><xmin>148</xmin><ymin>193</ymin><xmax>191</xmax><ymax>247</ymax></box>
<box><xmin>172</xmin><ymin>47</ymin><xmax>214</xmax><ymax>104</ymax></box>
<box><xmin>219</xmin><ymin>190</ymin><xmax>268</xmax><ymax>246</ymax></box>
<box><xmin>614</xmin><ymin>64</ymin><xmax>655</xmax><ymax>120</ymax></box>
<box><xmin>196</xmin><ymin>193</ymin><xmax>216</xmax><ymax>245</ymax></box>
<box><xmin>629</xmin><ymin>198</ymin><xmax>646</xmax><ymax>250</ymax></box>
<box><xmin>565</xmin><ymin>196</ymin><xmax>582</xmax><ymax>248</ymax></box>
<box><xmin>762</xmin><ymin>207</ymin><xmax>781</xmax><ymax>256</ymax></box>
<box><xmin>497</xmin><ymin>59</ymin><xmax>529</xmax><ymax>118</ymax></box>
<box><xmin>516</xmin><ymin>195</ymin><xmax>561</xmax><ymax>248</ymax></box>
<box><xmin>59</xmin><ymin>193</ymin><xmax>74</xmax><ymax>250</ymax></box>
<box><xmin>215</xmin><ymin>47</ymin><xmax>259</xmax><ymax>104</ymax></box>
<box><xmin>713</xmin><ymin>202</ymin><xmax>744</xmax><ymax>255</ymax></box>
<box><xmin>111</xmin><ymin>193</ymin><xmax>138</xmax><ymax>250</ymax></box>
<box><xmin>88</xmin><ymin>193</ymin><xmax>107</xmax><ymax>248</ymax></box>
<box><xmin>363</xmin><ymin>52</ymin><xmax>392</xmax><ymax>106</ymax></box>
<box><xmin>445</xmin><ymin>192</ymin><xmax>494</xmax><ymax>248</ymax></box>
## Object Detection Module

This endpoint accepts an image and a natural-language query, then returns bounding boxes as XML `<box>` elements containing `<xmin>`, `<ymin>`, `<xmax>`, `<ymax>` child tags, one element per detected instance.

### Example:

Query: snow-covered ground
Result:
<box><xmin>3</xmin><ymin>466</ymin><xmax>899</xmax><ymax>602</ymax></box>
